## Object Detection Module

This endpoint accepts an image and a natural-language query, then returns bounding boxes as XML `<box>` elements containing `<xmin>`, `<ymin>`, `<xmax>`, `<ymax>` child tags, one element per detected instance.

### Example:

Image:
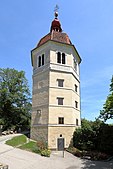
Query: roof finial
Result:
<box><xmin>54</xmin><ymin>4</ymin><xmax>59</xmax><ymax>18</ymax></box>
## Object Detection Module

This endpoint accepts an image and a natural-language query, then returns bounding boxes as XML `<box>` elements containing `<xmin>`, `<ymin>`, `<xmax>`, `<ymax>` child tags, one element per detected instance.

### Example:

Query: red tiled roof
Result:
<box><xmin>37</xmin><ymin>31</ymin><xmax>72</xmax><ymax>47</ymax></box>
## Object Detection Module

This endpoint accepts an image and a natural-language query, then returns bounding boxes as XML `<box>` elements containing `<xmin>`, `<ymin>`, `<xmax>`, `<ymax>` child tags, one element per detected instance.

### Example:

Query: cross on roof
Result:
<box><xmin>54</xmin><ymin>4</ymin><xmax>59</xmax><ymax>12</ymax></box>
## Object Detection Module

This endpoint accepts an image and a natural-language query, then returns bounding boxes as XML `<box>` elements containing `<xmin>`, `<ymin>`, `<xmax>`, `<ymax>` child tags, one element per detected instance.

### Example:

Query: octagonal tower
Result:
<box><xmin>31</xmin><ymin>11</ymin><xmax>81</xmax><ymax>150</ymax></box>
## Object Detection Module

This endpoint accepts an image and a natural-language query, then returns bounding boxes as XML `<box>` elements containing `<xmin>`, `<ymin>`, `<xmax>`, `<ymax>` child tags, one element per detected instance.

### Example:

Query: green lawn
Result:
<box><xmin>19</xmin><ymin>141</ymin><xmax>37</xmax><ymax>152</ymax></box>
<box><xmin>5</xmin><ymin>135</ymin><xmax>51</xmax><ymax>157</ymax></box>
<box><xmin>6</xmin><ymin>135</ymin><xmax>37</xmax><ymax>152</ymax></box>
<box><xmin>6</xmin><ymin>135</ymin><xmax>27</xmax><ymax>147</ymax></box>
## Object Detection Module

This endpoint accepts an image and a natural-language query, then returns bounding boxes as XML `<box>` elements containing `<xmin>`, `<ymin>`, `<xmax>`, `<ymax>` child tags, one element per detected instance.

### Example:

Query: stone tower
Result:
<box><xmin>31</xmin><ymin>11</ymin><xmax>81</xmax><ymax>150</ymax></box>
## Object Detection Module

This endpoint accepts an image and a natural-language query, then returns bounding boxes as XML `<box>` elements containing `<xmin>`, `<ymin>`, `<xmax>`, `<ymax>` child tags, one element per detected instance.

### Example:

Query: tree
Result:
<box><xmin>0</xmin><ymin>68</ymin><xmax>31</xmax><ymax>130</ymax></box>
<box><xmin>73</xmin><ymin>118</ymin><xmax>103</xmax><ymax>151</ymax></box>
<box><xmin>73</xmin><ymin>119</ymin><xmax>94</xmax><ymax>150</ymax></box>
<box><xmin>73</xmin><ymin>119</ymin><xmax>113</xmax><ymax>155</ymax></box>
<box><xmin>99</xmin><ymin>76</ymin><xmax>113</xmax><ymax>121</ymax></box>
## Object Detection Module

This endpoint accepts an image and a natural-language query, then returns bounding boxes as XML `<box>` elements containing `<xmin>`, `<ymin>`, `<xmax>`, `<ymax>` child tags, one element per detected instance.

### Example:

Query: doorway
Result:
<box><xmin>57</xmin><ymin>138</ymin><xmax>64</xmax><ymax>151</ymax></box>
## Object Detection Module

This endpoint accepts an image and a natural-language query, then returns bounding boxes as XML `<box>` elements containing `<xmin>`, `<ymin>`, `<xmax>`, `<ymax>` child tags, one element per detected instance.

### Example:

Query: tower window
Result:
<box><xmin>75</xmin><ymin>101</ymin><xmax>78</xmax><ymax>108</ymax></box>
<box><xmin>74</xmin><ymin>60</ymin><xmax>77</xmax><ymax>71</ymax></box>
<box><xmin>62</xmin><ymin>53</ymin><xmax>65</xmax><ymax>64</ymax></box>
<box><xmin>57</xmin><ymin>52</ymin><xmax>61</xmax><ymax>63</ymax></box>
<box><xmin>38</xmin><ymin>56</ymin><xmax>41</xmax><ymax>67</ymax></box>
<box><xmin>38</xmin><ymin>54</ymin><xmax>45</xmax><ymax>67</ymax></box>
<box><xmin>57</xmin><ymin>79</ymin><xmax>64</xmax><ymax>87</ymax></box>
<box><xmin>57</xmin><ymin>52</ymin><xmax>66</xmax><ymax>64</ymax></box>
<box><xmin>76</xmin><ymin>119</ymin><xmax>79</xmax><ymax>126</ymax></box>
<box><xmin>57</xmin><ymin>97</ymin><xmax>64</xmax><ymax>105</ymax></box>
<box><xmin>42</xmin><ymin>54</ymin><xmax>44</xmax><ymax>65</ymax></box>
<box><xmin>58</xmin><ymin>117</ymin><xmax>64</xmax><ymax>124</ymax></box>
<box><xmin>75</xmin><ymin>84</ymin><xmax>78</xmax><ymax>92</ymax></box>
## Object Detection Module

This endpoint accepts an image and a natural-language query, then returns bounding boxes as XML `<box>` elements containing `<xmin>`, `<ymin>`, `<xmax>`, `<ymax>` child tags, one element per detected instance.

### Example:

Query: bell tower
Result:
<box><xmin>31</xmin><ymin>10</ymin><xmax>81</xmax><ymax>149</ymax></box>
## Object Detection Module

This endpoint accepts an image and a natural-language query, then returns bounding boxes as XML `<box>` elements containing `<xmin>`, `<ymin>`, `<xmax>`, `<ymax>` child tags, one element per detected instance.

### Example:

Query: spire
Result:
<box><xmin>54</xmin><ymin>4</ymin><xmax>59</xmax><ymax>19</ymax></box>
<box><xmin>50</xmin><ymin>5</ymin><xmax>62</xmax><ymax>32</ymax></box>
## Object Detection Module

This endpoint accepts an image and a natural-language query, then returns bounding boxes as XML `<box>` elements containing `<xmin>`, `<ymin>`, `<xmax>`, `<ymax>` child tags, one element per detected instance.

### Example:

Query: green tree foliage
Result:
<box><xmin>99</xmin><ymin>76</ymin><xmax>113</xmax><ymax>121</ymax></box>
<box><xmin>0</xmin><ymin>68</ymin><xmax>31</xmax><ymax>130</ymax></box>
<box><xmin>98</xmin><ymin>124</ymin><xmax>113</xmax><ymax>155</ymax></box>
<box><xmin>73</xmin><ymin>119</ymin><xmax>104</xmax><ymax>151</ymax></box>
<box><xmin>73</xmin><ymin>119</ymin><xmax>113</xmax><ymax>155</ymax></box>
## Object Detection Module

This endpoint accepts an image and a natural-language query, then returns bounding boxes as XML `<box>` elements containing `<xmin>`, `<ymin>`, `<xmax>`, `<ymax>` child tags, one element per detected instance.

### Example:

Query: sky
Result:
<box><xmin>0</xmin><ymin>1</ymin><xmax>113</xmax><ymax>122</ymax></box>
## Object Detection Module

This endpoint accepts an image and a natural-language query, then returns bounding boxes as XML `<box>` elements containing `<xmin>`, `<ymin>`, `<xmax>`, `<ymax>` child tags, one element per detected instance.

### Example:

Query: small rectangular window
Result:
<box><xmin>57</xmin><ymin>79</ymin><xmax>64</xmax><ymax>87</ymax></box>
<box><xmin>75</xmin><ymin>101</ymin><xmax>78</xmax><ymax>108</ymax></box>
<box><xmin>42</xmin><ymin>54</ymin><xmax>44</xmax><ymax>65</ymax></box>
<box><xmin>75</xmin><ymin>84</ymin><xmax>78</xmax><ymax>92</ymax></box>
<box><xmin>58</xmin><ymin>117</ymin><xmax>64</xmax><ymax>124</ymax></box>
<box><xmin>76</xmin><ymin>119</ymin><xmax>78</xmax><ymax>126</ymax></box>
<box><xmin>57</xmin><ymin>97</ymin><xmax>64</xmax><ymax>105</ymax></box>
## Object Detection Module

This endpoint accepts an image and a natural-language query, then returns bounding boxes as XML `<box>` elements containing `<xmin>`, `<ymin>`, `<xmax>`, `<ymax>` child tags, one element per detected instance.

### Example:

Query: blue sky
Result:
<box><xmin>0</xmin><ymin>1</ymin><xmax>113</xmax><ymax>122</ymax></box>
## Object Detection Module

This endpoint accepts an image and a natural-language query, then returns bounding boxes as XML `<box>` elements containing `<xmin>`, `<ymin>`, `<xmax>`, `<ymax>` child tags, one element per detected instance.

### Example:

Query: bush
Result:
<box><xmin>32</xmin><ymin>140</ymin><xmax>51</xmax><ymax>157</ymax></box>
<box><xmin>67</xmin><ymin>146</ymin><xmax>109</xmax><ymax>161</ymax></box>
<box><xmin>73</xmin><ymin>119</ymin><xmax>113</xmax><ymax>155</ymax></box>
<box><xmin>98</xmin><ymin>125</ymin><xmax>113</xmax><ymax>155</ymax></box>
<box><xmin>41</xmin><ymin>149</ymin><xmax>51</xmax><ymax>157</ymax></box>
<box><xmin>36</xmin><ymin>140</ymin><xmax>47</xmax><ymax>150</ymax></box>
<box><xmin>67</xmin><ymin>147</ymin><xmax>83</xmax><ymax>157</ymax></box>
<box><xmin>89</xmin><ymin>151</ymin><xmax>109</xmax><ymax>161</ymax></box>
<box><xmin>32</xmin><ymin>146</ymin><xmax>41</xmax><ymax>154</ymax></box>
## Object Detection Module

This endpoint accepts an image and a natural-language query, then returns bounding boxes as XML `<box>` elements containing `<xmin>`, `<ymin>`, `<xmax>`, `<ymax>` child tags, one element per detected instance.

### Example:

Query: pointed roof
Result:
<box><xmin>50</xmin><ymin>11</ymin><xmax>62</xmax><ymax>32</ymax></box>
<box><xmin>31</xmin><ymin>11</ymin><xmax>82</xmax><ymax>66</ymax></box>
<box><xmin>37</xmin><ymin>11</ymin><xmax>72</xmax><ymax>47</ymax></box>
<box><xmin>37</xmin><ymin>31</ymin><xmax>72</xmax><ymax>47</ymax></box>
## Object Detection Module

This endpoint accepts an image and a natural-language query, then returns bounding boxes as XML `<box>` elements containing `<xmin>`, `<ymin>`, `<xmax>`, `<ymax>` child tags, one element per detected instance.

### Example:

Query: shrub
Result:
<box><xmin>67</xmin><ymin>146</ymin><xmax>109</xmax><ymax>161</ymax></box>
<box><xmin>32</xmin><ymin>146</ymin><xmax>41</xmax><ymax>154</ymax></box>
<box><xmin>67</xmin><ymin>147</ymin><xmax>83</xmax><ymax>157</ymax></box>
<box><xmin>89</xmin><ymin>151</ymin><xmax>109</xmax><ymax>161</ymax></box>
<box><xmin>33</xmin><ymin>140</ymin><xmax>51</xmax><ymax>157</ymax></box>
<box><xmin>36</xmin><ymin>140</ymin><xmax>47</xmax><ymax>150</ymax></box>
<box><xmin>98</xmin><ymin>125</ymin><xmax>113</xmax><ymax>155</ymax></box>
<box><xmin>73</xmin><ymin>119</ymin><xmax>113</xmax><ymax>155</ymax></box>
<box><xmin>41</xmin><ymin>149</ymin><xmax>51</xmax><ymax>157</ymax></box>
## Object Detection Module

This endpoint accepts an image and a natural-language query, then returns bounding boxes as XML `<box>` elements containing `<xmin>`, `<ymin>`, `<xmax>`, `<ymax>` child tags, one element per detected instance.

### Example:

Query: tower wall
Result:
<box><xmin>48</xmin><ymin>126</ymin><xmax>75</xmax><ymax>149</ymax></box>
<box><xmin>31</xmin><ymin>70</ymin><xmax>49</xmax><ymax>142</ymax></box>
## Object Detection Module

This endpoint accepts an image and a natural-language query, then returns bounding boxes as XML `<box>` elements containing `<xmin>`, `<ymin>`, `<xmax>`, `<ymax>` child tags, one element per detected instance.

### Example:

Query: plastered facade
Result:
<box><xmin>31</xmin><ymin>40</ymin><xmax>81</xmax><ymax>149</ymax></box>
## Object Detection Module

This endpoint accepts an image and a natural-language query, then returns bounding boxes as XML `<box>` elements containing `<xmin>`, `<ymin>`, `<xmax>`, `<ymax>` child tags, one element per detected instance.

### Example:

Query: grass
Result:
<box><xmin>19</xmin><ymin>141</ymin><xmax>37</xmax><ymax>152</ymax></box>
<box><xmin>5</xmin><ymin>135</ymin><xmax>51</xmax><ymax>157</ymax></box>
<box><xmin>6</xmin><ymin>135</ymin><xmax>27</xmax><ymax>147</ymax></box>
<box><xmin>6</xmin><ymin>135</ymin><xmax>37</xmax><ymax>153</ymax></box>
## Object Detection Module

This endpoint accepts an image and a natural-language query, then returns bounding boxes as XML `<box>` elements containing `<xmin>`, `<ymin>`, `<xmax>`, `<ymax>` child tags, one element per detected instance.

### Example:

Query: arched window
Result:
<box><xmin>42</xmin><ymin>54</ymin><xmax>44</xmax><ymax>65</ymax></box>
<box><xmin>57</xmin><ymin>52</ymin><xmax>61</xmax><ymax>63</ymax></box>
<box><xmin>38</xmin><ymin>56</ymin><xmax>41</xmax><ymax>67</ymax></box>
<box><xmin>62</xmin><ymin>53</ymin><xmax>65</xmax><ymax>64</ymax></box>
